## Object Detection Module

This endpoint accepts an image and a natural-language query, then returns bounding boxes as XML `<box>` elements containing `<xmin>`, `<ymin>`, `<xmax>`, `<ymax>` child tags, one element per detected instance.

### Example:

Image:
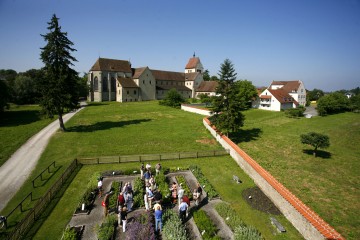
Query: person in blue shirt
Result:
<box><xmin>154</xmin><ymin>205</ymin><xmax>162</xmax><ymax>232</ymax></box>
<box><xmin>178</xmin><ymin>198</ymin><xmax>188</xmax><ymax>223</ymax></box>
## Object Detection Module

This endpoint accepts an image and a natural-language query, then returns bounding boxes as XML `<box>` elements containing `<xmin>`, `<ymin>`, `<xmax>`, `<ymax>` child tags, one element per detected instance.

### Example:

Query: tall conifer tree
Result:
<box><xmin>40</xmin><ymin>14</ymin><xmax>79</xmax><ymax>131</ymax></box>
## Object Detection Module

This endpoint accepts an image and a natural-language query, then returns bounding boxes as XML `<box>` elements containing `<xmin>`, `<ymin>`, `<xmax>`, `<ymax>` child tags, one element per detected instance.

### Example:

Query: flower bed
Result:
<box><xmin>96</xmin><ymin>215</ymin><xmax>117</xmax><ymax>240</ymax></box>
<box><xmin>189</xmin><ymin>165</ymin><xmax>219</xmax><ymax>199</ymax></box>
<box><xmin>132</xmin><ymin>177</ymin><xmax>144</xmax><ymax>208</ymax></box>
<box><xmin>214</xmin><ymin>202</ymin><xmax>263</xmax><ymax>240</ymax></box>
<box><xmin>162</xmin><ymin>209</ymin><xmax>188</xmax><ymax>240</ymax></box>
<box><xmin>193</xmin><ymin>209</ymin><xmax>221</xmax><ymax>239</ymax></box>
<box><xmin>107</xmin><ymin>181</ymin><xmax>121</xmax><ymax>212</ymax></box>
<box><xmin>175</xmin><ymin>175</ymin><xmax>193</xmax><ymax>199</ymax></box>
<box><xmin>126</xmin><ymin>211</ymin><xmax>155</xmax><ymax>240</ymax></box>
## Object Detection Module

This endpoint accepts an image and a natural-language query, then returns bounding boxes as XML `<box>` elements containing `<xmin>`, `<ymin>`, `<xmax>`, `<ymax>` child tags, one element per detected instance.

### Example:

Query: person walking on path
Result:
<box><xmin>178</xmin><ymin>198</ymin><xmax>188</xmax><ymax>223</ymax></box>
<box><xmin>154</xmin><ymin>205</ymin><xmax>162</xmax><ymax>233</ymax></box>
<box><xmin>120</xmin><ymin>207</ymin><xmax>128</xmax><ymax>232</ymax></box>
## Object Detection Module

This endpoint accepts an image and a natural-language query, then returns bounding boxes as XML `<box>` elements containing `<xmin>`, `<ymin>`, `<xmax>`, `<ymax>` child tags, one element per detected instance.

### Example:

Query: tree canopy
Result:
<box><xmin>39</xmin><ymin>14</ymin><xmax>79</xmax><ymax>131</ymax></box>
<box><xmin>300</xmin><ymin>132</ymin><xmax>330</xmax><ymax>157</ymax></box>
<box><xmin>159</xmin><ymin>88</ymin><xmax>185</xmax><ymax>108</ymax></box>
<box><xmin>203</xmin><ymin>69</ymin><xmax>210</xmax><ymax>81</ymax></box>
<box><xmin>235</xmin><ymin>80</ymin><xmax>258</xmax><ymax>110</ymax></box>
<box><xmin>0</xmin><ymin>80</ymin><xmax>10</xmax><ymax>114</ymax></box>
<box><xmin>317</xmin><ymin>92</ymin><xmax>350</xmax><ymax>116</ymax></box>
<box><xmin>210</xmin><ymin>59</ymin><xmax>244</xmax><ymax>135</ymax></box>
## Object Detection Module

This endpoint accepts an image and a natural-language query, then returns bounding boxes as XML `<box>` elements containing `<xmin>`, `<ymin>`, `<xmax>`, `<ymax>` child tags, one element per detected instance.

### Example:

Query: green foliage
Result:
<box><xmin>61</xmin><ymin>227</ymin><xmax>78</xmax><ymax>240</ymax></box>
<box><xmin>39</xmin><ymin>14</ymin><xmax>79</xmax><ymax>131</ymax></box>
<box><xmin>162</xmin><ymin>209</ymin><xmax>188</xmax><ymax>240</ymax></box>
<box><xmin>349</xmin><ymin>94</ymin><xmax>360</xmax><ymax>112</ymax></box>
<box><xmin>0</xmin><ymin>80</ymin><xmax>10</xmax><ymax>113</ymax></box>
<box><xmin>175</xmin><ymin>175</ymin><xmax>193</xmax><ymax>199</ymax></box>
<box><xmin>96</xmin><ymin>215</ymin><xmax>117</xmax><ymax>240</ymax></box>
<box><xmin>108</xmin><ymin>181</ymin><xmax>121</xmax><ymax>210</ymax></box>
<box><xmin>76</xmin><ymin>186</ymin><xmax>96</xmax><ymax>211</ymax></box>
<box><xmin>317</xmin><ymin>92</ymin><xmax>350</xmax><ymax>116</ymax></box>
<box><xmin>215</xmin><ymin>202</ymin><xmax>263</xmax><ymax>240</ymax></box>
<box><xmin>133</xmin><ymin>177</ymin><xmax>144</xmax><ymax>208</ymax></box>
<box><xmin>203</xmin><ymin>69</ymin><xmax>211</xmax><ymax>81</ymax></box>
<box><xmin>155</xmin><ymin>172</ymin><xmax>172</xmax><ymax>204</ymax></box>
<box><xmin>285</xmin><ymin>107</ymin><xmax>305</xmax><ymax>118</ymax></box>
<box><xmin>300</xmin><ymin>132</ymin><xmax>330</xmax><ymax>157</ymax></box>
<box><xmin>212</xmin><ymin>59</ymin><xmax>245</xmax><ymax>135</ymax></box>
<box><xmin>235</xmin><ymin>80</ymin><xmax>258</xmax><ymax>110</ymax></box>
<box><xmin>13</xmin><ymin>74</ymin><xmax>39</xmax><ymax>104</ymax></box>
<box><xmin>307</xmin><ymin>88</ymin><xmax>324</xmax><ymax>101</ymax></box>
<box><xmin>189</xmin><ymin>165</ymin><xmax>219</xmax><ymax>199</ymax></box>
<box><xmin>234</xmin><ymin>225</ymin><xmax>263</xmax><ymax>240</ymax></box>
<box><xmin>159</xmin><ymin>88</ymin><xmax>186</xmax><ymax>108</ymax></box>
<box><xmin>193</xmin><ymin>210</ymin><xmax>218</xmax><ymax>239</ymax></box>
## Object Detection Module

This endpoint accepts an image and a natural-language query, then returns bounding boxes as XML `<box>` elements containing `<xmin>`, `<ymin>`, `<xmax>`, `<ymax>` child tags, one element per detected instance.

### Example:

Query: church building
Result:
<box><xmin>87</xmin><ymin>54</ymin><xmax>204</xmax><ymax>102</ymax></box>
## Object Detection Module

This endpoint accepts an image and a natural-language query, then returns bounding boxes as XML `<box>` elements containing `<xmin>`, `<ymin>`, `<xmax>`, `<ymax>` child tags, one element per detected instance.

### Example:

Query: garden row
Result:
<box><xmin>62</xmin><ymin>165</ymin><xmax>263</xmax><ymax>240</ymax></box>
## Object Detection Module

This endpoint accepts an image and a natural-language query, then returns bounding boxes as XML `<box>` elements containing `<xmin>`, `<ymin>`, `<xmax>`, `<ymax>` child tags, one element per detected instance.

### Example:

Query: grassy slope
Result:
<box><xmin>239</xmin><ymin>109</ymin><xmax>360</xmax><ymax>239</ymax></box>
<box><xmin>0</xmin><ymin>105</ymin><xmax>53</xmax><ymax>166</ymax></box>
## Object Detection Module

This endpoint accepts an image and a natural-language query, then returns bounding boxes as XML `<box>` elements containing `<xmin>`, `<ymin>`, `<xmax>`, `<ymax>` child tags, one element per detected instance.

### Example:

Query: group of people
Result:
<box><xmin>117</xmin><ymin>182</ymin><xmax>134</xmax><ymax>232</ymax></box>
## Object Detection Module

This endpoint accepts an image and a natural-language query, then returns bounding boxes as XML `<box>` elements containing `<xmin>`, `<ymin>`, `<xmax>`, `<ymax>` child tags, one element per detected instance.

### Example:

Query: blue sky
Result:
<box><xmin>0</xmin><ymin>0</ymin><xmax>359</xmax><ymax>92</ymax></box>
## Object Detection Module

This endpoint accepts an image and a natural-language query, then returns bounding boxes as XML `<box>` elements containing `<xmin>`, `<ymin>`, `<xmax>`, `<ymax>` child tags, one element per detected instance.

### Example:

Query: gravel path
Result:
<box><xmin>0</xmin><ymin>106</ymin><xmax>85</xmax><ymax>212</ymax></box>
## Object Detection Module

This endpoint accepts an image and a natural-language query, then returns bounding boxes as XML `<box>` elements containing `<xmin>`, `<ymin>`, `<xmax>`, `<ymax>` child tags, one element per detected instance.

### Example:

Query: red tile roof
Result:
<box><xmin>260</xmin><ymin>95</ymin><xmax>271</xmax><ymax>99</ymax></box>
<box><xmin>196</xmin><ymin>81</ymin><xmax>218</xmax><ymax>92</ymax></box>
<box><xmin>90</xmin><ymin>58</ymin><xmax>132</xmax><ymax>73</ymax></box>
<box><xmin>268</xmin><ymin>89</ymin><xmax>295</xmax><ymax>103</ymax></box>
<box><xmin>270</xmin><ymin>80</ymin><xmax>301</xmax><ymax>92</ymax></box>
<box><xmin>117</xmin><ymin>77</ymin><xmax>139</xmax><ymax>88</ymax></box>
<box><xmin>133</xmin><ymin>67</ymin><xmax>148</xmax><ymax>79</ymax></box>
<box><xmin>150</xmin><ymin>69</ymin><xmax>185</xmax><ymax>81</ymax></box>
<box><xmin>185</xmin><ymin>72</ymin><xmax>199</xmax><ymax>81</ymax></box>
<box><xmin>185</xmin><ymin>57</ymin><xmax>200</xmax><ymax>69</ymax></box>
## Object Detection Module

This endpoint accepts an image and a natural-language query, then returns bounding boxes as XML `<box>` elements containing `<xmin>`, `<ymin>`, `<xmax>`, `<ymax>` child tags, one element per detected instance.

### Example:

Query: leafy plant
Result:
<box><xmin>234</xmin><ymin>225</ymin><xmax>263</xmax><ymax>240</ymax></box>
<box><xmin>175</xmin><ymin>175</ymin><xmax>193</xmax><ymax>199</ymax></box>
<box><xmin>155</xmin><ymin>172</ymin><xmax>171</xmax><ymax>204</ymax></box>
<box><xmin>96</xmin><ymin>215</ymin><xmax>117</xmax><ymax>240</ymax></box>
<box><xmin>162</xmin><ymin>209</ymin><xmax>188</xmax><ymax>240</ymax></box>
<box><xmin>108</xmin><ymin>181</ymin><xmax>121</xmax><ymax>210</ymax></box>
<box><xmin>132</xmin><ymin>177</ymin><xmax>144</xmax><ymax>208</ymax></box>
<box><xmin>61</xmin><ymin>227</ymin><xmax>77</xmax><ymax>240</ymax></box>
<box><xmin>126</xmin><ymin>211</ymin><xmax>155</xmax><ymax>240</ymax></box>
<box><xmin>193</xmin><ymin>209</ymin><xmax>218</xmax><ymax>239</ymax></box>
<box><xmin>189</xmin><ymin>165</ymin><xmax>219</xmax><ymax>199</ymax></box>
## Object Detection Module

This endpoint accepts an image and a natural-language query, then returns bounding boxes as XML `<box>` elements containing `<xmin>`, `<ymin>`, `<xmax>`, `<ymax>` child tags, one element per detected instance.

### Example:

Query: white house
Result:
<box><xmin>253</xmin><ymin>80</ymin><xmax>306</xmax><ymax>111</ymax></box>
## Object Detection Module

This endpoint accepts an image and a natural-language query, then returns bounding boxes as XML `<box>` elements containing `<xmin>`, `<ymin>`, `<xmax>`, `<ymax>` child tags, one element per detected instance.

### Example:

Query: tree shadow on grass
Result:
<box><xmin>229</xmin><ymin>128</ymin><xmax>262</xmax><ymax>144</ymax></box>
<box><xmin>0</xmin><ymin>110</ymin><xmax>44</xmax><ymax>127</ymax></box>
<box><xmin>302</xmin><ymin>149</ymin><xmax>332</xmax><ymax>159</ymax></box>
<box><xmin>67</xmin><ymin>119</ymin><xmax>152</xmax><ymax>132</ymax></box>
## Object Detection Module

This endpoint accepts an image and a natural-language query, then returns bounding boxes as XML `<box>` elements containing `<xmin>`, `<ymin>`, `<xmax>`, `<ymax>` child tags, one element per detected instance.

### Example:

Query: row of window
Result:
<box><xmin>93</xmin><ymin>77</ymin><xmax>116</xmax><ymax>92</ymax></box>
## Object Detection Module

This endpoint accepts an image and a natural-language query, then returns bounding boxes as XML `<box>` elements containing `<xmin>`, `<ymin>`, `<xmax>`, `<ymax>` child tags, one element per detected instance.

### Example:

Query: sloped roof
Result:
<box><xmin>270</xmin><ymin>80</ymin><xmax>301</xmax><ymax>92</ymax></box>
<box><xmin>268</xmin><ymin>88</ymin><xmax>296</xmax><ymax>103</ymax></box>
<box><xmin>185</xmin><ymin>72</ymin><xmax>199</xmax><ymax>81</ymax></box>
<box><xmin>132</xmin><ymin>67</ymin><xmax>148</xmax><ymax>79</ymax></box>
<box><xmin>185</xmin><ymin>57</ymin><xmax>200</xmax><ymax>69</ymax></box>
<box><xmin>196</xmin><ymin>81</ymin><xmax>218</xmax><ymax>92</ymax></box>
<box><xmin>150</xmin><ymin>69</ymin><xmax>185</xmax><ymax>81</ymax></box>
<box><xmin>156</xmin><ymin>85</ymin><xmax>191</xmax><ymax>91</ymax></box>
<box><xmin>90</xmin><ymin>58</ymin><xmax>132</xmax><ymax>72</ymax></box>
<box><xmin>117</xmin><ymin>77</ymin><xmax>139</xmax><ymax>88</ymax></box>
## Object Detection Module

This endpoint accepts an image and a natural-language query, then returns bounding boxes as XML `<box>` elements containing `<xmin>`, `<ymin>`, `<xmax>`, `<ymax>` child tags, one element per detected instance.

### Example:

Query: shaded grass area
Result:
<box><xmin>0</xmin><ymin>104</ymin><xmax>53</xmax><ymax>166</ymax></box>
<box><xmin>239</xmin><ymin>109</ymin><xmax>360</xmax><ymax>240</ymax></box>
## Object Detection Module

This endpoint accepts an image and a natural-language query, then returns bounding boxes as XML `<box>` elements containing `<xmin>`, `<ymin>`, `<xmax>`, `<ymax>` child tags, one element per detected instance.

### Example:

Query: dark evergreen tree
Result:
<box><xmin>211</xmin><ymin>59</ymin><xmax>244</xmax><ymax>135</ymax></box>
<box><xmin>203</xmin><ymin>69</ymin><xmax>210</xmax><ymax>81</ymax></box>
<box><xmin>39</xmin><ymin>14</ymin><xmax>79</xmax><ymax>131</ymax></box>
<box><xmin>0</xmin><ymin>80</ymin><xmax>10</xmax><ymax>114</ymax></box>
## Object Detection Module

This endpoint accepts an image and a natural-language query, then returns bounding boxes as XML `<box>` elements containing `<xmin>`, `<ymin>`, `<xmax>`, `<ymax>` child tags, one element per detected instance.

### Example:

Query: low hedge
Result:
<box><xmin>189</xmin><ymin>165</ymin><xmax>219</xmax><ymax>199</ymax></box>
<box><xmin>193</xmin><ymin>209</ymin><xmax>220</xmax><ymax>239</ymax></box>
<box><xmin>96</xmin><ymin>215</ymin><xmax>117</xmax><ymax>240</ymax></box>
<box><xmin>162</xmin><ymin>209</ymin><xmax>188</xmax><ymax>240</ymax></box>
<box><xmin>175</xmin><ymin>175</ymin><xmax>193</xmax><ymax>199</ymax></box>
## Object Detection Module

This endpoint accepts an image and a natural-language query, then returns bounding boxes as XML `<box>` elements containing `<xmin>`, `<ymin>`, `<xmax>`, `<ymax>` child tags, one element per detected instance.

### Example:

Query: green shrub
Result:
<box><xmin>96</xmin><ymin>215</ymin><xmax>117</xmax><ymax>240</ymax></box>
<box><xmin>108</xmin><ymin>181</ymin><xmax>121</xmax><ymax>210</ymax></box>
<box><xmin>189</xmin><ymin>165</ymin><xmax>219</xmax><ymax>199</ymax></box>
<box><xmin>285</xmin><ymin>107</ymin><xmax>305</xmax><ymax>118</ymax></box>
<box><xmin>193</xmin><ymin>209</ymin><xmax>218</xmax><ymax>239</ymax></box>
<box><xmin>162</xmin><ymin>209</ymin><xmax>188</xmax><ymax>240</ymax></box>
<box><xmin>234</xmin><ymin>225</ymin><xmax>263</xmax><ymax>240</ymax></box>
<box><xmin>133</xmin><ymin>177</ymin><xmax>144</xmax><ymax>208</ymax></box>
<box><xmin>155</xmin><ymin>172</ymin><xmax>172</xmax><ymax>204</ymax></box>
<box><xmin>61</xmin><ymin>227</ymin><xmax>77</xmax><ymax>240</ymax></box>
<box><xmin>175</xmin><ymin>175</ymin><xmax>193</xmax><ymax>199</ymax></box>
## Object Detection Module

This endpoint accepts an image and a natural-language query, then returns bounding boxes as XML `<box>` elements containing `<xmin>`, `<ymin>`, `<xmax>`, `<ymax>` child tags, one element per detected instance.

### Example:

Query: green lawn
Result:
<box><xmin>238</xmin><ymin>109</ymin><xmax>360</xmax><ymax>240</ymax></box>
<box><xmin>2</xmin><ymin>102</ymin><xmax>358</xmax><ymax>239</ymax></box>
<box><xmin>0</xmin><ymin>104</ymin><xmax>53</xmax><ymax>167</ymax></box>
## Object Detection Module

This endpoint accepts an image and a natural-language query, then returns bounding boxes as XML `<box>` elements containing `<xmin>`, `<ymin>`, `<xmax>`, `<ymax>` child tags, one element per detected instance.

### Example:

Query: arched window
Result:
<box><xmin>102</xmin><ymin>77</ymin><xmax>108</xmax><ymax>92</ymax></box>
<box><xmin>94</xmin><ymin>77</ymin><xmax>99</xmax><ymax>91</ymax></box>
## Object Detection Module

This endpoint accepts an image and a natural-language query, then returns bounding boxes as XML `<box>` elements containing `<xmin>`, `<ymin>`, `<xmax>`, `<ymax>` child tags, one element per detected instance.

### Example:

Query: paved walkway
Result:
<box><xmin>0</xmin><ymin>105</ymin><xmax>85</xmax><ymax>212</ymax></box>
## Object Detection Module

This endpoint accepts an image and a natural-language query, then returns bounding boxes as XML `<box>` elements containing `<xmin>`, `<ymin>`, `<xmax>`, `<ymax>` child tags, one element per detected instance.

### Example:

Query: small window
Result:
<box><xmin>143</xmin><ymin>80</ymin><xmax>145</xmax><ymax>84</ymax></box>
<box><xmin>150</xmin><ymin>81</ymin><xmax>151</xmax><ymax>84</ymax></box>
<box><xmin>127</xmin><ymin>90</ymin><xmax>129</xmax><ymax>94</ymax></box>
<box><xmin>134</xmin><ymin>90</ymin><xmax>136</xmax><ymax>94</ymax></box>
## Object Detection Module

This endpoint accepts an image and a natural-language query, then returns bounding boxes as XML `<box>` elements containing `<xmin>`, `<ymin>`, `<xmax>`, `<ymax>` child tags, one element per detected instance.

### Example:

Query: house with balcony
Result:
<box><xmin>253</xmin><ymin>80</ymin><xmax>306</xmax><ymax>111</ymax></box>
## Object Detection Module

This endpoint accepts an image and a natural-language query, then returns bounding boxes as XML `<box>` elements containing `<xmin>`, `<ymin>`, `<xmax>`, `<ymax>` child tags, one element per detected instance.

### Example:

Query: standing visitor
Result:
<box><xmin>144</xmin><ymin>192</ymin><xmax>149</xmax><ymax>211</ymax></box>
<box><xmin>193</xmin><ymin>188</ymin><xmax>200</xmax><ymax>206</ymax></box>
<box><xmin>125</xmin><ymin>190</ymin><xmax>133</xmax><ymax>211</ymax></box>
<box><xmin>149</xmin><ymin>175</ymin><xmax>156</xmax><ymax>190</ymax></box>
<box><xmin>155</xmin><ymin>163</ymin><xmax>162</xmax><ymax>175</ymax></box>
<box><xmin>144</xmin><ymin>170</ymin><xmax>151</xmax><ymax>185</ymax></box>
<box><xmin>182</xmin><ymin>195</ymin><xmax>190</xmax><ymax>217</ymax></box>
<box><xmin>177</xmin><ymin>184</ymin><xmax>185</xmax><ymax>205</ymax></box>
<box><xmin>170</xmin><ymin>182</ymin><xmax>177</xmax><ymax>204</ymax></box>
<box><xmin>97</xmin><ymin>177</ymin><xmax>103</xmax><ymax>198</ymax></box>
<box><xmin>154</xmin><ymin>205</ymin><xmax>162</xmax><ymax>233</ymax></box>
<box><xmin>120</xmin><ymin>207</ymin><xmax>128</xmax><ymax>232</ymax></box>
<box><xmin>118</xmin><ymin>192</ymin><xmax>125</xmax><ymax>209</ymax></box>
<box><xmin>178</xmin><ymin>198</ymin><xmax>188</xmax><ymax>223</ymax></box>
<box><xmin>196</xmin><ymin>182</ymin><xmax>203</xmax><ymax>205</ymax></box>
<box><xmin>102</xmin><ymin>194</ymin><xmax>110</xmax><ymax>217</ymax></box>
<box><xmin>140</xmin><ymin>163</ymin><xmax>145</xmax><ymax>180</ymax></box>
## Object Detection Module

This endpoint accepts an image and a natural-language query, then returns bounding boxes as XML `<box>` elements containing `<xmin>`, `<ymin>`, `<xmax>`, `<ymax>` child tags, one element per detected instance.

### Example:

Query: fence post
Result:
<box><xmin>160</xmin><ymin>154</ymin><xmax>161</xmax><ymax>161</ymax></box>
<box><xmin>197</xmin><ymin>152</ymin><xmax>199</xmax><ymax>158</ymax></box>
<box><xmin>32</xmin><ymin>180</ymin><xmax>35</xmax><ymax>188</ymax></box>
<box><xmin>139</xmin><ymin>156</ymin><xmax>141</xmax><ymax>162</ymax></box>
<box><xmin>97</xmin><ymin>158</ymin><xmax>99</xmax><ymax>164</ymax></box>
<box><xmin>178</xmin><ymin>153</ymin><xmax>180</xmax><ymax>159</ymax></box>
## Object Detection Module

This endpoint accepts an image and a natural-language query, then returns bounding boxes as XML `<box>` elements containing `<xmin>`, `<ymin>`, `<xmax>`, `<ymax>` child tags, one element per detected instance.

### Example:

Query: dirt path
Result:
<box><xmin>0</xmin><ymin>106</ymin><xmax>85</xmax><ymax>212</ymax></box>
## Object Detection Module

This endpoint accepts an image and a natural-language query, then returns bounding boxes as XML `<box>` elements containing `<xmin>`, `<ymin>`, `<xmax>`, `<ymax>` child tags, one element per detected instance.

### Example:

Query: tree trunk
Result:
<box><xmin>313</xmin><ymin>147</ymin><xmax>317</xmax><ymax>157</ymax></box>
<box><xmin>58</xmin><ymin>113</ymin><xmax>66</xmax><ymax>131</ymax></box>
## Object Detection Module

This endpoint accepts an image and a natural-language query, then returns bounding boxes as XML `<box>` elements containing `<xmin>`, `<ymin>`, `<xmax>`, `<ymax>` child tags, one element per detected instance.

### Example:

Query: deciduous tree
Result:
<box><xmin>235</xmin><ymin>80</ymin><xmax>258</xmax><ymax>110</ymax></box>
<box><xmin>300</xmin><ymin>132</ymin><xmax>330</xmax><ymax>157</ymax></box>
<box><xmin>39</xmin><ymin>14</ymin><xmax>79</xmax><ymax>131</ymax></box>
<box><xmin>159</xmin><ymin>88</ymin><xmax>185</xmax><ymax>108</ymax></box>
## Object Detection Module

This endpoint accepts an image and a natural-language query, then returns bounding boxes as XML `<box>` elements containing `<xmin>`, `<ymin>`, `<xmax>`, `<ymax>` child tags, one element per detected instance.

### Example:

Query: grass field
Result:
<box><xmin>0</xmin><ymin>104</ymin><xmax>53</xmax><ymax>167</ymax></box>
<box><xmin>1</xmin><ymin>101</ymin><xmax>358</xmax><ymax>239</ymax></box>
<box><xmin>238</xmin><ymin>109</ymin><xmax>360</xmax><ymax>239</ymax></box>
